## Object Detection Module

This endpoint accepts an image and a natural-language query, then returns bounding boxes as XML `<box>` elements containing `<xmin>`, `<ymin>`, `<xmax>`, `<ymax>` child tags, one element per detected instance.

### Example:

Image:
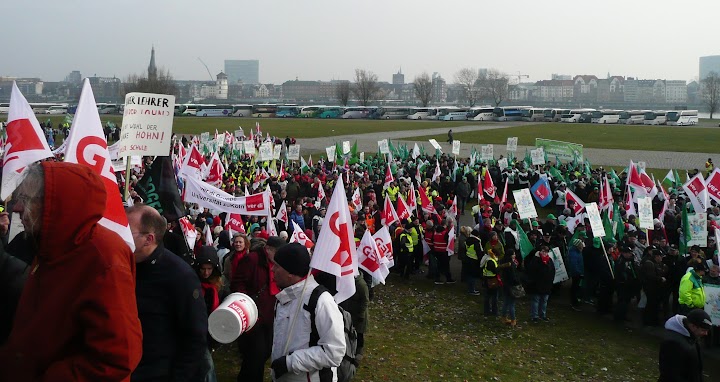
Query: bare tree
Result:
<box><xmin>703</xmin><ymin>71</ymin><xmax>720</xmax><ymax>119</ymax></box>
<box><xmin>352</xmin><ymin>69</ymin><xmax>380</xmax><ymax>106</ymax></box>
<box><xmin>480</xmin><ymin>69</ymin><xmax>510</xmax><ymax>106</ymax></box>
<box><xmin>122</xmin><ymin>67</ymin><xmax>178</xmax><ymax>97</ymax></box>
<box><xmin>335</xmin><ymin>81</ymin><xmax>351</xmax><ymax>106</ymax></box>
<box><xmin>454</xmin><ymin>68</ymin><xmax>481</xmax><ymax>107</ymax></box>
<box><xmin>413</xmin><ymin>72</ymin><xmax>433</xmax><ymax>107</ymax></box>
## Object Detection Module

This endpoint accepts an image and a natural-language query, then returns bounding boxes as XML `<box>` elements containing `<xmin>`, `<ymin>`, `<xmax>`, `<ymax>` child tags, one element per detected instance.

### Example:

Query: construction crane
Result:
<box><xmin>197</xmin><ymin>58</ymin><xmax>215</xmax><ymax>82</ymax></box>
<box><xmin>515</xmin><ymin>71</ymin><xmax>529</xmax><ymax>84</ymax></box>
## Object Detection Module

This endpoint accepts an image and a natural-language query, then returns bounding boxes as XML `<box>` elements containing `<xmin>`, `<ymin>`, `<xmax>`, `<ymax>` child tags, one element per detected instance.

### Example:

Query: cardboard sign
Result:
<box><xmin>234</xmin><ymin>129</ymin><xmax>244</xmax><ymax>140</ymax></box>
<box><xmin>704</xmin><ymin>284</ymin><xmax>720</xmax><ymax>326</ymax></box>
<box><xmin>378</xmin><ymin>139</ymin><xmax>390</xmax><ymax>154</ymax></box>
<box><xmin>243</xmin><ymin>140</ymin><xmax>255</xmax><ymax>156</ymax></box>
<box><xmin>429</xmin><ymin>139</ymin><xmax>442</xmax><ymax>151</ymax></box>
<box><xmin>585</xmin><ymin>202</ymin><xmax>606</xmax><ymax>237</ymax></box>
<box><xmin>273</xmin><ymin>144</ymin><xmax>282</xmax><ymax>160</ymax></box>
<box><xmin>481</xmin><ymin>144</ymin><xmax>494</xmax><ymax>161</ymax></box>
<box><xmin>452</xmin><ymin>140</ymin><xmax>460</xmax><ymax>155</ymax></box>
<box><xmin>498</xmin><ymin>157</ymin><xmax>508</xmax><ymax>171</ymax></box>
<box><xmin>637</xmin><ymin>196</ymin><xmax>654</xmax><ymax>230</ymax></box>
<box><xmin>288</xmin><ymin>144</ymin><xmax>300</xmax><ymax>160</ymax></box>
<box><xmin>326</xmin><ymin>146</ymin><xmax>336</xmax><ymax>162</ymax></box>
<box><xmin>688</xmin><ymin>213</ymin><xmax>708</xmax><ymax>246</ymax></box>
<box><xmin>551</xmin><ymin>247</ymin><xmax>569</xmax><ymax>284</ymax></box>
<box><xmin>360</xmin><ymin>152</ymin><xmax>365</xmax><ymax>163</ymax></box>
<box><xmin>343</xmin><ymin>141</ymin><xmax>351</xmax><ymax>155</ymax></box>
<box><xmin>531</xmin><ymin>148</ymin><xmax>545</xmax><ymax>166</ymax></box>
<box><xmin>506</xmin><ymin>137</ymin><xmax>518</xmax><ymax>152</ymax></box>
<box><xmin>513</xmin><ymin>188</ymin><xmax>538</xmax><ymax>219</ymax></box>
<box><xmin>259</xmin><ymin>142</ymin><xmax>273</xmax><ymax>161</ymax></box>
<box><xmin>118</xmin><ymin>92</ymin><xmax>175</xmax><ymax>157</ymax></box>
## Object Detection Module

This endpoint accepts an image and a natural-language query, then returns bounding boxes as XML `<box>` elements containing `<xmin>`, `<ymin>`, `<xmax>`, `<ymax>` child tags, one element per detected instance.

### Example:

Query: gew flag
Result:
<box><xmin>530</xmin><ymin>177</ymin><xmax>552</xmax><ymax>207</ymax></box>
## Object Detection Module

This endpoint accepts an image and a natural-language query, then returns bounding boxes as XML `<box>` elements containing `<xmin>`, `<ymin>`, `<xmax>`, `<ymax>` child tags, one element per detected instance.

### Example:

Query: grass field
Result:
<box><xmin>210</xmin><ymin>273</ymin><xmax>718</xmax><ymax>382</ymax></box>
<box><xmin>414</xmin><ymin>123</ymin><xmax>720</xmax><ymax>154</ymax></box>
<box><xmin>40</xmin><ymin>115</ymin><xmax>482</xmax><ymax>139</ymax></box>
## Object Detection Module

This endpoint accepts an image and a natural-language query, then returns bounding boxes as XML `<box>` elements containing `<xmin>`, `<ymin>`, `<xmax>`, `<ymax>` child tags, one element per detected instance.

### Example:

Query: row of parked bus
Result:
<box><xmin>178</xmin><ymin>103</ymin><xmax>699</xmax><ymax>126</ymax></box>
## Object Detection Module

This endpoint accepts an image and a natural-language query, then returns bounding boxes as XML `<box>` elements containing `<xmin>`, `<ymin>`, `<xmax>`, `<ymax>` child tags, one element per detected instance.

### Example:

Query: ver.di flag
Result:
<box><xmin>64</xmin><ymin>78</ymin><xmax>134</xmax><ymax>251</ymax></box>
<box><xmin>381</xmin><ymin>196</ymin><xmax>399</xmax><ymax>226</ymax></box>
<box><xmin>2</xmin><ymin>82</ymin><xmax>53</xmax><ymax>199</ymax></box>
<box><xmin>396</xmin><ymin>194</ymin><xmax>412</xmax><ymax>221</ymax></box>
<box><xmin>373</xmin><ymin>226</ymin><xmax>395</xmax><ymax>267</ymax></box>
<box><xmin>310</xmin><ymin>177</ymin><xmax>358</xmax><ymax>303</ymax></box>
<box><xmin>683</xmin><ymin>173</ymin><xmax>709</xmax><ymax>213</ymax></box>
<box><xmin>357</xmin><ymin>230</ymin><xmax>389</xmax><ymax>284</ymax></box>
<box><xmin>530</xmin><ymin>177</ymin><xmax>552</xmax><ymax>207</ymax></box>
<box><xmin>351</xmin><ymin>187</ymin><xmax>363</xmax><ymax>211</ymax></box>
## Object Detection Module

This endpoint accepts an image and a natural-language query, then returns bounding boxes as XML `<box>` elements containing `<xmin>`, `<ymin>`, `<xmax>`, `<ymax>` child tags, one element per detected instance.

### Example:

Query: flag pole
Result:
<box><xmin>600</xmin><ymin>241</ymin><xmax>615</xmax><ymax>279</ymax></box>
<box><xmin>123</xmin><ymin>157</ymin><xmax>132</xmax><ymax>201</ymax></box>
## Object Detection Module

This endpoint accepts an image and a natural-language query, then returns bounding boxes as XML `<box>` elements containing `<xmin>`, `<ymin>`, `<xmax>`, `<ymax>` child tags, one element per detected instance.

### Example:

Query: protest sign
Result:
<box><xmin>259</xmin><ymin>142</ymin><xmax>273</xmax><ymax>161</ymax></box>
<box><xmin>429</xmin><ymin>139</ymin><xmax>442</xmax><ymax>151</ymax></box>
<box><xmin>551</xmin><ymin>247</ymin><xmax>569</xmax><ymax>284</ymax></box>
<box><xmin>452</xmin><ymin>140</ymin><xmax>461</xmax><ymax>155</ymax></box>
<box><xmin>705</xmin><ymin>284</ymin><xmax>720</xmax><ymax>326</ymax></box>
<box><xmin>343</xmin><ymin>141</ymin><xmax>351</xmax><ymax>155</ymax></box>
<box><xmin>378</xmin><ymin>139</ymin><xmax>389</xmax><ymax>154</ymax></box>
<box><xmin>585</xmin><ymin>202</ymin><xmax>606</xmax><ymax>237</ymax></box>
<box><xmin>535</xmin><ymin>138</ymin><xmax>583</xmax><ymax>163</ymax></box>
<box><xmin>234</xmin><ymin>129</ymin><xmax>244</xmax><ymax>140</ymax></box>
<box><xmin>513</xmin><ymin>188</ymin><xmax>538</xmax><ymax>219</ymax></box>
<box><xmin>273</xmin><ymin>144</ymin><xmax>282</xmax><ymax>160</ymax></box>
<box><xmin>506</xmin><ymin>137</ymin><xmax>518</xmax><ymax>152</ymax></box>
<box><xmin>326</xmin><ymin>146</ymin><xmax>336</xmax><ymax>162</ymax></box>
<box><xmin>531</xmin><ymin>148</ymin><xmax>545</xmax><ymax>166</ymax></box>
<box><xmin>481</xmin><ymin>144</ymin><xmax>494</xmax><ymax>161</ymax></box>
<box><xmin>288</xmin><ymin>144</ymin><xmax>300</xmax><ymax>160</ymax></box>
<box><xmin>688</xmin><ymin>212</ymin><xmax>708</xmax><ymax>246</ymax></box>
<box><xmin>118</xmin><ymin>92</ymin><xmax>175</xmax><ymax>157</ymax></box>
<box><xmin>498</xmin><ymin>157</ymin><xmax>508</xmax><ymax>171</ymax></box>
<box><xmin>184</xmin><ymin>176</ymin><xmax>270</xmax><ymax>216</ymax></box>
<box><xmin>637</xmin><ymin>196</ymin><xmax>654</xmax><ymax>230</ymax></box>
<box><xmin>243</xmin><ymin>140</ymin><xmax>255</xmax><ymax>156</ymax></box>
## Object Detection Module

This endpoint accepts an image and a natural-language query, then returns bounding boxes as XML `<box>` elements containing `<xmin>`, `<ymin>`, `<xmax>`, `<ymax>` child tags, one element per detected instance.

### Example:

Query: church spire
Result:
<box><xmin>148</xmin><ymin>46</ymin><xmax>157</xmax><ymax>80</ymax></box>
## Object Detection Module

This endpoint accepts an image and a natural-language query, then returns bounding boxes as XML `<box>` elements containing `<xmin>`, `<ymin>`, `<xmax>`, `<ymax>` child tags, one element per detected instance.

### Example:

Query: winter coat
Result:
<box><xmin>339</xmin><ymin>275</ymin><xmax>369</xmax><ymax>334</ymax></box>
<box><xmin>0</xmin><ymin>162</ymin><xmax>143</xmax><ymax>381</ymax></box>
<box><xmin>0</xmin><ymin>248</ymin><xmax>28</xmax><ymax>345</ymax></box>
<box><xmin>567</xmin><ymin>246</ymin><xmax>584</xmax><ymax>277</ymax></box>
<box><xmin>271</xmin><ymin>275</ymin><xmax>345</xmax><ymax>382</ymax></box>
<box><xmin>231</xmin><ymin>242</ymin><xmax>277</xmax><ymax>328</ymax></box>
<box><xmin>524</xmin><ymin>251</ymin><xmax>556</xmax><ymax>295</ymax></box>
<box><xmin>640</xmin><ymin>258</ymin><xmax>667</xmax><ymax>294</ymax></box>
<box><xmin>658</xmin><ymin>315</ymin><xmax>704</xmax><ymax>382</ymax></box>
<box><xmin>679</xmin><ymin>270</ymin><xmax>706</xmax><ymax>309</ymax></box>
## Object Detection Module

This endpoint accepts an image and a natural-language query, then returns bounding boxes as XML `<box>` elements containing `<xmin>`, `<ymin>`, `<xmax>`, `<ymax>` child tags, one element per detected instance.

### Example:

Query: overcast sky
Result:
<box><xmin>4</xmin><ymin>0</ymin><xmax>719</xmax><ymax>84</ymax></box>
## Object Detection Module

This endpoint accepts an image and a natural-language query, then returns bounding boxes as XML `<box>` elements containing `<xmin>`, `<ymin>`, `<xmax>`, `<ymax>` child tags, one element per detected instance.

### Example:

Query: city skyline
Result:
<box><xmin>4</xmin><ymin>0</ymin><xmax>720</xmax><ymax>84</ymax></box>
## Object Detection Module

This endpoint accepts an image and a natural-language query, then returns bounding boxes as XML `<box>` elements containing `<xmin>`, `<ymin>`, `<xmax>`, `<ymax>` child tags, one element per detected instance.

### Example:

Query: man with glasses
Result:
<box><xmin>127</xmin><ymin>204</ymin><xmax>208</xmax><ymax>381</ymax></box>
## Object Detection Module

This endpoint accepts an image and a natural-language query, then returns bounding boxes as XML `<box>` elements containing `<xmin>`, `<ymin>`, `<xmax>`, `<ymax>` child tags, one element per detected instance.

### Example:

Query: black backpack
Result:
<box><xmin>304</xmin><ymin>285</ymin><xmax>358</xmax><ymax>382</ymax></box>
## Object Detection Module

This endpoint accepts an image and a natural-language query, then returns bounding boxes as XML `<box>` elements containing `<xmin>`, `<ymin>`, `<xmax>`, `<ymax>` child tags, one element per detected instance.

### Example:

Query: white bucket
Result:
<box><xmin>208</xmin><ymin>293</ymin><xmax>259</xmax><ymax>344</ymax></box>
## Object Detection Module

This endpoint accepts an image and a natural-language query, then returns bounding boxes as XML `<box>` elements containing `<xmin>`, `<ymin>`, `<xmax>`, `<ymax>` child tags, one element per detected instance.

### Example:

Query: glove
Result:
<box><xmin>271</xmin><ymin>356</ymin><xmax>289</xmax><ymax>379</ymax></box>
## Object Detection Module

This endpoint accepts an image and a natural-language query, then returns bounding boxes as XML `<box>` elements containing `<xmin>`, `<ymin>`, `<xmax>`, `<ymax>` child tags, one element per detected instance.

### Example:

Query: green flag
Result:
<box><xmin>351</xmin><ymin>141</ymin><xmax>358</xmax><ymax>158</ymax></box>
<box><xmin>602</xmin><ymin>210</ymin><xmax>616</xmax><ymax>244</ymax></box>
<box><xmin>679</xmin><ymin>204</ymin><xmax>691</xmax><ymax>255</ymax></box>
<box><xmin>612</xmin><ymin>203</ymin><xmax>624</xmax><ymax>242</ymax></box>
<box><xmin>609</xmin><ymin>169</ymin><xmax>622</xmax><ymax>187</ymax></box>
<box><xmin>300</xmin><ymin>156</ymin><xmax>310</xmax><ymax>173</ymax></box>
<box><xmin>518</xmin><ymin>225</ymin><xmax>534</xmax><ymax>259</ymax></box>
<box><xmin>673</xmin><ymin>169</ymin><xmax>682</xmax><ymax>189</ymax></box>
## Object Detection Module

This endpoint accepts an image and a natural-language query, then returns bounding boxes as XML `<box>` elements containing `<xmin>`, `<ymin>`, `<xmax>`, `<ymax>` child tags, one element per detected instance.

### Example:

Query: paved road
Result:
<box><xmin>301</xmin><ymin>122</ymin><xmax>712</xmax><ymax>170</ymax></box>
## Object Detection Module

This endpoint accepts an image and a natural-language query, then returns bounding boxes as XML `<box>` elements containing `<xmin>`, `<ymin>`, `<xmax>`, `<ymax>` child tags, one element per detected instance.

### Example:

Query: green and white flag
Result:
<box><xmin>300</xmin><ymin>156</ymin><xmax>310</xmax><ymax>173</ymax></box>
<box><xmin>661</xmin><ymin>169</ymin><xmax>675</xmax><ymax>191</ymax></box>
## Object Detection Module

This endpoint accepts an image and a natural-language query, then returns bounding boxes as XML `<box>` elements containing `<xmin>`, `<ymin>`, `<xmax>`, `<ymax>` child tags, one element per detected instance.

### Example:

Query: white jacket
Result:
<box><xmin>272</xmin><ymin>275</ymin><xmax>346</xmax><ymax>382</ymax></box>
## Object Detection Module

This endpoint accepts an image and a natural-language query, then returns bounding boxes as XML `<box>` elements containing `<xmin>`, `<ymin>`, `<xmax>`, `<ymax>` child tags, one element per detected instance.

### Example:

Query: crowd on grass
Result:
<box><xmin>2</xmin><ymin>127</ymin><xmax>719</xmax><ymax>381</ymax></box>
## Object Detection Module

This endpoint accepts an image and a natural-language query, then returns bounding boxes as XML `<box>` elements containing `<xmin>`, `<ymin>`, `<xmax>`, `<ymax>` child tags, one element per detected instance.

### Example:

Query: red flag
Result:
<box><xmin>351</xmin><ymin>187</ymin><xmax>363</xmax><ymax>211</ymax></box>
<box><xmin>179</xmin><ymin>144</ymin><xmax>205</xmax><ymax>180</ymax></box>
<box><xmin>276</xmin><ymin>200</ymin><xmax>289</xmax><ymax>225</ymax></box>
<box><xmin>418</xmin><ymin>186</ymin><xmax>436</xmax><ymax>215</ymax></box>
<box><xmin>178</xmin><ymin>217</ymin><xmax>198</xmax><ymax>250</ymax></box>
<box><xmin>2</xmin><ymin>82</ymin><xmax>53</xmax><ymax>199</ymax></box>
<box><xmin>204</xmin><ymin>152</ymin><xmax>225</xmax><ymax>187</ymax></box>
<box><xmin>310</xmin><ymin>177</ymin><xmax>358</xmax><ymax>303</ymax></box>
<box><xmin>373</xmin><ymin>226</ymin><xmax>395</xmax><ymax>268</ymax></box>
<box><xmin>396</xmin><ymin>196</ymin><xmax>412</xmax><ymax>221</ymax></box>
<box><xmin>64</xmin><ymin>79</ymin><xmax>134</xmax><ymax>251</ymax></box>
<box><xmin>628</xmin><ymin>160</ymin><xmax>657</xmax><ymax>198</ymax></box>
<box><xmin>483</xmin><ymin>172</ymin><xmax>497</xmax><ymax>199</ymax></box>
<box><xmin>225</xmin><ymin>213</ymin><xmax>245</xmax><ymax>233</ymax></box>
<box><xmin>407</xmin><ymin>183</ymin><xmax>417</xmax><ymax>213</ymax></box>
<box><xmin>448</xmin><ymin>195</ymin><xmax>458</xmax><ymax>219</ymax></box>
<box><xmin>447</xmin><ymin>228</ymin><xmax>456</xmax><ymax>256</ymax></box>
<box><xmin>384</xmin><ymin>163</ymin><xmax>394</xmax><ymax>189</ymax></box>
<box><xmin>565</xmin><ymin>189</ymin><xmax>586</xmax><ymax>215</ymax></box>
<box><xmin>382</xmin><ymin>196</ymin><xmax>399</xmax><ymax>226</ymax></box>
<box><xmin>357</xmin><ymin>230</ymin><xmax>389</xmax><ymax>284</ymax></box>
<box><xmin>477</xmin><ymin>173</ymin><xmax>484</xmax><ymax>202</ymax></box>
<box><xmin>500</xmin><ymin>177</ymin><xmax>509</xmax><ymax>206</ymax></box>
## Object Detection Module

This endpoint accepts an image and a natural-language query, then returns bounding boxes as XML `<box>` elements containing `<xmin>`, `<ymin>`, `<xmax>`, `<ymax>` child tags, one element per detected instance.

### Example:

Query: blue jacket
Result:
<box><xmin>290</xmin><ymin>211</ymin><xmax>305</xmax><ymax>231</ymax></box>
<box><xmin>567</xmin><ymin>246</ymin><xmax>584</xmax><ymax>277</ymax></box>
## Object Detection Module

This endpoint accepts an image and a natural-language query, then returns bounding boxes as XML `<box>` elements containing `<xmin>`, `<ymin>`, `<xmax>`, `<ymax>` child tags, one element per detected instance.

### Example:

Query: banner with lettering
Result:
<box><xmin>184</xmin><ymin>176</ymin><xmax>270</xmax><ymax>216</ymax></box>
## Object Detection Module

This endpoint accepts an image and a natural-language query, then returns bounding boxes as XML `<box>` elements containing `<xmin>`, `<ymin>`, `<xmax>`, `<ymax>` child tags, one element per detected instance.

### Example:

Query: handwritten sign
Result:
<box><xmin>507</xmin><ymin>137</ymin><xmax>518</xmax><ymax>152</ymax></box>
<box><xmin>288</xmin><ymin>144</ymin><xmax>300</xmax><ymax>160</ymax></box>
<box><xmin>118</xmin><ymin>92</ymin><xmax>175</xmax><ymax>157</ymax></box>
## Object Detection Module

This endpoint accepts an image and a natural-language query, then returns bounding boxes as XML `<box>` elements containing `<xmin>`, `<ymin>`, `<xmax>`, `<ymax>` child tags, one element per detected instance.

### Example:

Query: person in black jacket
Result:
<box><xmin>128</xmin><ymin>204</ymin><xmax>208</xmax><ymax>382</ymax></box>
<box><xmin>0</xmin><ymin>248</ymin><xmax>28</xmax><ymax>345</ymax></box>
<box><xmin>614</xmin><ymin>245</ymin><xmax>640</xmax><ymax>322</ymax></box>
<box><xmin>640</xmin><ymin>249</ymin><xmax>668</xmax><ymax>327</ymax></box>
<box><xmin>659</xmin><ymin>309</ymin><xmax>711</xmax><ymax>382</ymax></box>
<box><xmin>524</xmin><ymin>246</ymin><xmax>556</xmax><ymax>323</ymax></box>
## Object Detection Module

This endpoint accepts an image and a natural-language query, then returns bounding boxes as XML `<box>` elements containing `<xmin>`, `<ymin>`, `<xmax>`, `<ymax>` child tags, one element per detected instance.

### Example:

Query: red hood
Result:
<box><xmin>38</xmin><ymin>162</ymin><xmax>106</xmax><ymax>261</ymax></box>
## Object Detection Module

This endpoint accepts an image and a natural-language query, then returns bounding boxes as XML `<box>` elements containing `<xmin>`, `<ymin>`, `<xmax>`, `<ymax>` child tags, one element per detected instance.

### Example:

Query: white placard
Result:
<box><xmin>452</xmin><ymin>140</ymin><xmax>461</xmax><ymax>155</ymax></box>
<box><xmin>429</xmin><ymin>139</ymin><xmax>442</xmax><ymax>151</ymax></box>
<box><xmin>118</xmin><ymin>92</ymin><xmax>175</xmax><ymax>157</ymax></box>
<box><xmin>288</xmin><ymin>144</ymin><xmax>300</xmax><ymax>160</ymax></box>
<box><xmin>326</xmin><ymin>146</ymin><xmax>337</xmax><ymax>162</ymax></box>
<box><xmin>360</xmin><ymin>152</ymin><xmax>365</xmax><ymax>163</ymax></box>
<box><xmin>688</xmin><ymin>213</ymin><xmax>708</xmax><ymax>246</ymax></box>
<box><xmin>637</xmin><ymin>196</ymin><xmax>654</xmax><ymax>230</ymax></box>
<box><xmin>343</xmin><ymin>141</ymin><xmax>351</xmax><ymax>155</ymax></box>
<box><xmin>234</xmin><ymin>129</ymin><xmax>244</xmax><ymax>140</ymax></box>
<box><xmin>481</xmin><ymin>144</ymin><xmax>494</xmax><ymax>161</ymax></box>
<box><xmin>200</xmin><ymin>132</ymin><xmax>210</xmax><ymax>142</ymax></box>
<box><xmin>498</xmin><ymin>158</ymin><xmax>509</xmax><ymax>170</ymax></box>
<box><xmin>233</xmin><ymin>141</ymin><xmax>244</xmax><ymax>154</ymax></box>
<box><xmin>531</xmin><ymin>148</ymin><xmax>545</xmax><ymax>166</ymax></box>
<box><xmin>108</xmin><ymin>141</ymin><xmax>141</xmax><ymax>172</ymax></box>
<box><xmin>507</xmin><ymin>137</ymin><xmax>518</xmax><ymax>152</ymax></box>
<box><xmin>243</xmin><ymin>140</ymin><xmax>255</xmax><ymax>156</ymax></box>
<box><xmin>705</xmin><ymin>284</ymin><xmax>720</xmax><ymax>326</ymax></box>
<box><xmin>259</xmin><ymin>142</ymin><xmax>273</xmax><ymax>161</ymax></box>
<box><xmin>378</xmin><ymin>139</ymin><xmax>390</xmax><ymax>154</ymax></box>
<box><xmin>585</xmin><ymin>202</ymin><xmax>606</xmax><ymax>237</ymax></box>
<box><xmin>216</xmin><ymin>135</ymin><xmax>224</xmax><ymax>148</ymax></box>
<box><xmin>512</xmin><ymin>188</ymin><xmax>538</xmax><ymax>219</ymax></box>
<box><xmin>550</xmin><ymin>247</ymin><xmax>569</xmax><ymax>284</ymax></box>
<box><xmin>273</xmin><ymin>144</ymin><xmax>282</xmax><ymax>160</ymax></box>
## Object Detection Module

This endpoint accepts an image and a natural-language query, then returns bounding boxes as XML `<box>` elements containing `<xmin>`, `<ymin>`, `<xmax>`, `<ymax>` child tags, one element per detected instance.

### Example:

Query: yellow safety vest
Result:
<box><xmin>400</xmin><ymin>233</ymin><xmax>414</xmax><ymax>253</ymax></box>
<box><xmin>409</xmin><ymin>227</ymin><xmax>420</xmax><ymax>245</ymax></box>
<box><xmin>387</xmin><ymin>186</ymin><xmax>400</xmax><ymax>202</ymax></box>
<box><xmin>483</xmin><ymin>257</ymin><xmax>498</xmax><ymax>277</ymax></box>
<box><xmin>466</xmin><ymin>242</ymin><xmax>478</xmax><ymax>260</ymax></box>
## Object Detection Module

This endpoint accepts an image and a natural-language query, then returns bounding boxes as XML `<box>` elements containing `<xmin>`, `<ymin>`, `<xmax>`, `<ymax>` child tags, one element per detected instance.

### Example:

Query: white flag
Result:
<box><xmin>290</xmin><ymin>220</ymin><xmax>314</xmax><ymax>249</ymax></box>
<box><xmin>373</xmin><ymin>226</ymin><xmax>395</xmax><ymax>268</ymax></box>
<box><xmin>309</xmin><ymin>177</ymin><xmax>358</xmax><ymax>303</ymax></box>
<box><xmin>357</xmin><ymin>230</ymin><xmax>389</xmax><ymax>284</ymax></box>
<box><xmin>64</xmin><ymin>79</ymin><xmax>134</xmax><ymax>251</ymax></box>
<box><xmin>351</xmin><ymin>187</ymin><xmax>363</xmax><ymax>211</ymax></box>
<box><xmin>683</xmin><ymin>173</ymin><xmax>709</xmax><ymax>213</ymax></box>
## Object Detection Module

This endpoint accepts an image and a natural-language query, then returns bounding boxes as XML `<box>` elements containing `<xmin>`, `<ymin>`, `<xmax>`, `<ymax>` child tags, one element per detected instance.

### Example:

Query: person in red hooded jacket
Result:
<box><xmin>0</xmin><ymin>162</ymin><xmax>143</xmax><ymax>381</ymax></box>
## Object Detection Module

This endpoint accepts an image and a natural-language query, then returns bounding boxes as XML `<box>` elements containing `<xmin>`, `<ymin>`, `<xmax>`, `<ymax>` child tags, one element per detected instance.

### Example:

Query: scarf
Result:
<box><xmin>200</xmin><ymin>282</ymin><xmax>220</xmax><ymax>312</ymax></box>
<box><xmin>540</xmin><ymin>253</ymin><xmax>550</xmax><ymax>265</ymax></box>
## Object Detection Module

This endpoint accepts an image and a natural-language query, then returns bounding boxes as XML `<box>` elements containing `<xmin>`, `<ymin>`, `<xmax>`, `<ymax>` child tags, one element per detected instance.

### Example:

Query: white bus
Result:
<box><xmin>493</xmin><ymin>106</ymin><xmax>531</xmax><ymax>121</ymax></box>
<box><xmin>560</xmin><ymin>108</ymin><xmax>595</xmax><ymax>123</ymax></box>
<box><xmin>181</xmin><ymin>104</ymin><xmax>206</xmax><ymax>116</ymax></box>
<box><xmin>666</xmin><ymin>110</ymin><xmax>699</xmax><ymax>126</ymax></box>
<box><xmin>467</xmin><ymin>106</ymin><xmax>495</xmax><ymax>121</ymax></box>
<box><xmin>618</xmin><ymin>110</ymin><xmax>648</xmax><ymax>124</ymax></box>
<box><xmin>196</xmin><ymin>104</ymin><xmax>233</xmax><ymax>117</ymax></box>
<box><xmin>232</xmin><ymin>104</ymin><xmax>253</xmax><ymax>117</ymax></box>
<box><xmin>379</xmin><ymin>106</ymin><xmax>414</xmax><ymax>120</ymax></box>
<box><xmin>441</xmin><ymin>108</ymin><xmax>469</xmax><ymax>121</ymax></box>
<box><xmin>643</xmin><ymin>111</ymin><xmax>668</xmax><ymax>125</ymax></box>
<box><xmin>590</xmin><ymin>110</ymin><xmax>622</xmax><ymax>124</ymax></box>
<box><xmin>407</xmin><ymin>107</ymin><xmax>433</xmax><ymax>120</ymax></box>
<box><xmin>428</xmin><ymin>106</ymin><xmax>459</xmax><ymax>120</ymax></box>
<box><xmin>298</xmin><ymin>105</ymin><xmax>325</xmax><ymax>118</ymax></box>
<box><xmin>341</xmin><ymin>106</ymin><xmax>377</xmax><ymax>119</ymax></box>
<box><xmin>543</xmin><ymin>108</ymin><xmax>570</xmax><ymax>122</ymax></box>
<box><xmin>46</xmin><ymin>105</ymin><xmax>69</xmax><ymax>114</ymax></box>
<box><xmin>521</xmin><ymin>108</ymin><xmax>546</xmax><ymax>122</ymax></box>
